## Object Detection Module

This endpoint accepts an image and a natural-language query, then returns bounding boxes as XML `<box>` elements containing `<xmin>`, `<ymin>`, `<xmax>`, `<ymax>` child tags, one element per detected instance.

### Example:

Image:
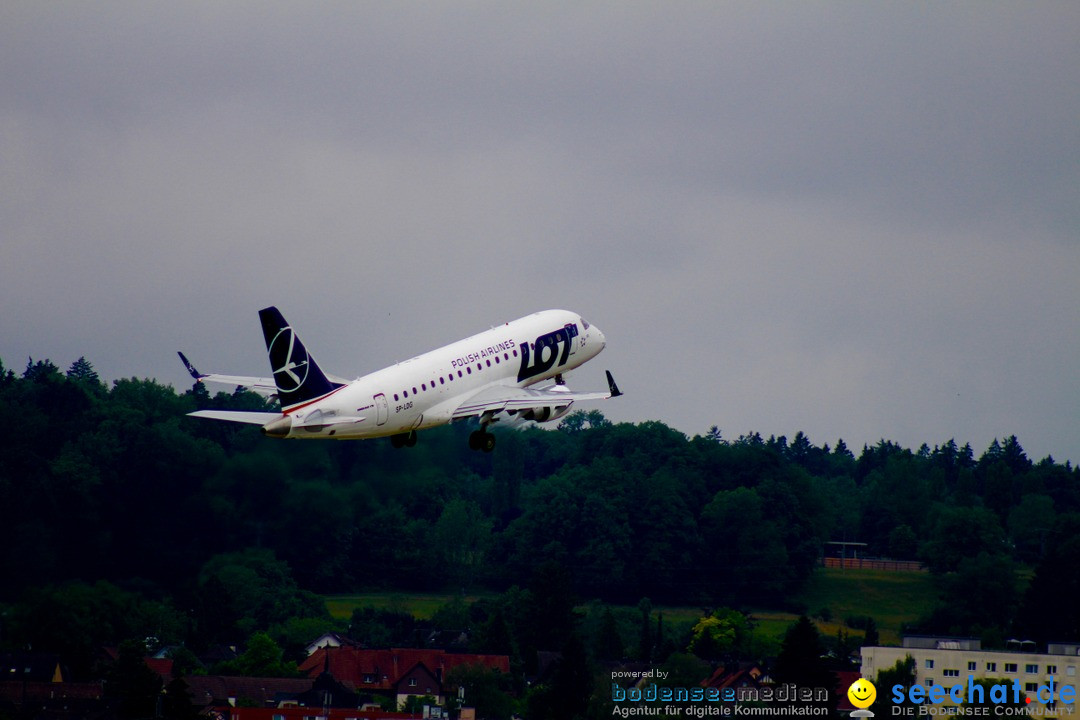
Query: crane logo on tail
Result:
<box><xmin>267</xmin><ymin>326</ymin><xmax>310</xmax><ymax>392</ymax></box>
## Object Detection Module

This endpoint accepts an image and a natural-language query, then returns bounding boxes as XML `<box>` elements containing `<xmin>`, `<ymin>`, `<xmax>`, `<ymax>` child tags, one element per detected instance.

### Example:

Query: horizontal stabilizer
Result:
<box><xmin>187</xmin><ymin>410</ymin><xmax>283</xmax><ymax>425</ymax></box>
<box><xmin>177</xmin><ymin>351</ymin><xmax>279</xmax><ymax>398</ymax></box>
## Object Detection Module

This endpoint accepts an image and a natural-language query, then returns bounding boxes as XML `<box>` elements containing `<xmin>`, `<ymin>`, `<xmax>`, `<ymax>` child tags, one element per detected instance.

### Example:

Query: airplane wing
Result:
<box><xmin>178</xmin><ymin>351</ymin><xmax>278</xmax><ymax>398</ymax></box>
<box><xmin>452</xmin><ymin>370</ymin><xmax>622</xmax><ymax>420</ymax></box>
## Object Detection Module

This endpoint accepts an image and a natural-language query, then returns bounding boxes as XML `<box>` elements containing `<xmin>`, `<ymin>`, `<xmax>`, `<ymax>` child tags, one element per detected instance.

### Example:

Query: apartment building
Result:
<box><xmin>861</xmin><ymin>636</ymin><xmax>1080</xmax><ymax>697</ymax></box>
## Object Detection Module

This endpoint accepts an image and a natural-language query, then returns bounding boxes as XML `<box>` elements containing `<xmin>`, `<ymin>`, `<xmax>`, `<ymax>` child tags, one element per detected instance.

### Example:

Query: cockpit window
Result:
<box><xmin>581</xmin><ymin>318</ymin><xmax>590</xmax><ymax>330</ymax></box>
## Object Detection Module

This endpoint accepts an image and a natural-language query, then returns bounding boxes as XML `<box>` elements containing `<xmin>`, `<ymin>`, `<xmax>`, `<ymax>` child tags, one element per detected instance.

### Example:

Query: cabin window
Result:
<box><xmin>494</xmin><ymin>356</ymin><xmax>499</xmax><ymax>364</ymax></box>
<box><xmin>412</xmin><ymin>387</ymin><xmax>417</xmax><ymax>394</ymax></box>
<box><xmin>421</xmin><ymin>383</ymin><xmax>426</xmax><ymax>391</ymax></box>
<box><xmin>439</xmin><ymin>378</ymin><xmax>444</xmax><ymax>385</ymax></box>
<box><xmin>394</xmin><ymin>394</ymin><xmax>399</xmax><ymax>401</ymax></box>
<box><xmin>403</xmin><ymin>391</ymin><xmax>408</xmax><ymax>398</ymax></box>
<box><xmin>486</xmin><ymin>360</ymin><xmax>491</xmax><ymax>367</ymax></box>
<box><xmin>466</xmin><ymin>368</ymin><xmax>471</xmax><ymax>375</ymax></box>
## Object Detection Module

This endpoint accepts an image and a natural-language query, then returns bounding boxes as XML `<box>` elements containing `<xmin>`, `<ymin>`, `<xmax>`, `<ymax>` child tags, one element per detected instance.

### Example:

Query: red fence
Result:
<box><xmin>822</xmin><ymin>556</ymin><xmax>925</xmax><ymax>572</ymax></box>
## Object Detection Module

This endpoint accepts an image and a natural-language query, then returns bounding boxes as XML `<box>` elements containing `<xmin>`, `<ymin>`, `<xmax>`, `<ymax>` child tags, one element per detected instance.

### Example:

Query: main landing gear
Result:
<box><xmin>469</xmin><ymin>429</ymin><xmax>496</xmax><ymax>453</ymax></box>
<box><xmin>389</xmin><ymin>430</ymin><xmax>418</xmax><ymax>448</ymax></box>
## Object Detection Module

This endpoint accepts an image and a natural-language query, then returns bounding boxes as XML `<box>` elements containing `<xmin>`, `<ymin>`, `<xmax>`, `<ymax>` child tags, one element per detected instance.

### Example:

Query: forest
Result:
<box><xmin>1</xmin><ymin>355</ymin><xmax>1079</xmax><ymax>715</ymax></box>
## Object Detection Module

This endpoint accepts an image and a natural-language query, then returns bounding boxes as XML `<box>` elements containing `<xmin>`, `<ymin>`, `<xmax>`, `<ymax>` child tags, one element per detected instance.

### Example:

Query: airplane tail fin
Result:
<box><xmin>258</xmin><ymin>306</ymin><xmax>344</xmax><ymax>411</ymax></box>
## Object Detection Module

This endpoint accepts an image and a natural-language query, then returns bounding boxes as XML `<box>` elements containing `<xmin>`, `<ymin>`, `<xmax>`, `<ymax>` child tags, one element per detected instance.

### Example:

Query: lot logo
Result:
<box><xmin>517</xmin><ymin>324</ymin><xmax>578</xmax><ymax>382</ymax></box>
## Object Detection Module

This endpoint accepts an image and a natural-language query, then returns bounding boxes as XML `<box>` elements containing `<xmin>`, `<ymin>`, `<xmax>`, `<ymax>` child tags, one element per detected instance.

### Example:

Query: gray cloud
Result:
<box><xmin>2</xmin><ymin>3</ymin><xmax>1077</xmax><ymax>461</ymax></box>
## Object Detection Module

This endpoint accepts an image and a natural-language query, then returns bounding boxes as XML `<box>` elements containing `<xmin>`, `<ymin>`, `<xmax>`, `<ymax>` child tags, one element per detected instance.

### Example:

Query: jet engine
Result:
<box><xmin>520</xmin><ymin>405</ymin><xmax>571</xmax><ymax>423</ymax></box>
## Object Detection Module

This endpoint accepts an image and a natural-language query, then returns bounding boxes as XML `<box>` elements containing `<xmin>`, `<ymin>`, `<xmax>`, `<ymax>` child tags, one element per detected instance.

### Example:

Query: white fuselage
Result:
<box><xmin>281</xmin><ymin>309</ymin><xmax>606</xmax><ymax>439</ymax></box>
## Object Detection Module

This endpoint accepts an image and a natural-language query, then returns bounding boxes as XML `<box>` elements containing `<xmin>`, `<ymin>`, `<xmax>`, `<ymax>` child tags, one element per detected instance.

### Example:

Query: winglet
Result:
<box><xmin>178</xmin><ymin>351</ymin><xmax>206</xmax><ymax>380</ymax></box>
<box><xmin>606</xmin><ymin>370</ymin><xmax>622</xmax><ymax>398</ymax></box>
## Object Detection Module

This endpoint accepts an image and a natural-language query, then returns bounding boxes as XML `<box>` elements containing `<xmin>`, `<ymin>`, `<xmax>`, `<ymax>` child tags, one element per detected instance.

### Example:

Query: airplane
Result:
<box><xmin>179</xmin><ymin>307</ymin><xmax>621</xmax><ymax>451</ymax></box>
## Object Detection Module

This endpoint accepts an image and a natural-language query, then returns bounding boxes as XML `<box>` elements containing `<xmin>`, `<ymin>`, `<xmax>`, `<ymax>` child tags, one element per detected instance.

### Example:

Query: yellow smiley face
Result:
<box><xmin>848</xmin><ymin>678</ymin><xmax>877</xmax><ymax>709</ymax></box>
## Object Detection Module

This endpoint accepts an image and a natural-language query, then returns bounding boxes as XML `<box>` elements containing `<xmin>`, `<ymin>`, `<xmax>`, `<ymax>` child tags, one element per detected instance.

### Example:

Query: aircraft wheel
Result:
<box><xmin>481</xmin><ymin>432</ymin><xmax>496</xmax><ymax>453</ymax></box>
<box><xmin>390</xmin><ymin>433</ymin><xmax>406</xmax><ymax>449</ymax></box>
<box><xmin>405</xmin><ymin>430</ymin><xmax>418</xmax><ymax>447</ymax></box>
<box><xmin>468</xmin><ymin>430</ymin><xmax>482</xmax><ymax>451</ymax></box>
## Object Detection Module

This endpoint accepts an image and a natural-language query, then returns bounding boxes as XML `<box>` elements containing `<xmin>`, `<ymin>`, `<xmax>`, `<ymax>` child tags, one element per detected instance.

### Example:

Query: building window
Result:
<box><xmin>1047</xmin><ymin>665</ymin><xmax>1057</xmax><ymax>674</ymax></box>
<box><xmin>363</xmin><ymin>674</ymin><xmax>375</xmax><ymax>684</ymax></box>
<box><xmin>1026</xmin><ymin>664</ymin><xmax>1039</xmax><ymax>674</ymax></box>
<box><xmin>927</xmin><ymin>678</ymin><xmax>934</xmax><ymax>686</ymax></box>
<box><xmin>943</xmin><ymin>669</ymin><xmax>960</xmax><ymax>678</ymax></box>
<box><xmin>987</xmin><ymin>663</ymin><xmax>997</xmax><ymax>672</ymax></box>
<box><xmin>1005</xmin><ymin>664</ymin><xmax>1017</xmax><ymax>673</ymax></box>
<box><xmin>1026</xmin><ymin>683</ymin><xmax>1039</xmax><ymax>693</ymax></box>
<box><xmin>926</xmin><ymin>659</ymin><xmax>934</xmax><ymax>669</ymax></box>
<box><xmin>968</xmin><ymin>662</ymin><xmax>977</xmax><ymax>671</ymax></box>
<box><xmin>1067</xmin><ymin>666</ymin><xmax>1076</xmax><ymax>677</ymax></box>
<box><xmin>409</xmin><ymin>678</ymin><xmax>417</xmax><ymax>687</ymax></box>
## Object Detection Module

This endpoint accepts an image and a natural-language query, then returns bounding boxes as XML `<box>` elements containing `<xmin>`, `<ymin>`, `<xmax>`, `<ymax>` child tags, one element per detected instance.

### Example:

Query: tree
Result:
<box><xmin>214</xmin><ymin>632</ymin><xmax>298</xmax><ymax>677</ymax></box>
<box><xmin>66</xmin><ymin>356</ymin><xmax>101</xmax><ymax>386</ymax></box>
<box><xmin>162</xmin><ymin>676</ymin><xmax>200</xmax><ymax>720</ymax></box>
<box><xmin>593</xmin><ymin>607</ymin><xmax>624</xmax><ymax>662</ymax></box>
<box><xmin>636</xmin><ymin>597</ymin><xmax>653</xmax><ymax>662</ymax></box>
<box><xmin>1016</xmin><ymin>522</ymin><xmax>1080</xmax><ymax>643</ymax></box>
<box><xmin>687</xmin><ymin>608</ymin><xmax>751</xmax><ymax>661</ymax></box>
<box><xmin>928</xmin><ymin>552</ymin><xmax>1019</xmax><ymax>634</ymax></box>
<box><xmin>863</xmin><ymin>617</ymin><xmax>880</xmax><ymax>647</ymax></box>
<box><xmin>105</xmin><ymin>639</ymin><xmax>163</xmax><ymax>719</ymax></box>
<box><xmin>919</xmin><ymin>506</ymin><xmax>1007</xmax><ymax>573</ymax></box>
<box><xmin>446</xmin><ymin>665</ymin><xmax>515</xmax><ymax>720</ymax></box>
<box><xmin>872</xmin><ymin>655</ymin><xmax>915</xmax><ymax>714</ymax></box>
<box><xmin>772</xmin><ymin>616</ymin><xmax>836</xmax><ymax>712</ymax></box>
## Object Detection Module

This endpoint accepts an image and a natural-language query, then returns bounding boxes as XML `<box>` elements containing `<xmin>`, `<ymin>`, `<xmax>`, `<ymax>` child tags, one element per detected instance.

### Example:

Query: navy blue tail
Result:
<box><xmin>258</xmin><ymin>306</ymin><xmax>344</xmax><ymax>410</ymax></box>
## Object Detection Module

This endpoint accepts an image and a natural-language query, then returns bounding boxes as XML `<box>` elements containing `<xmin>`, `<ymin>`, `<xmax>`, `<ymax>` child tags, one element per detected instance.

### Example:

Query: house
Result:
<box><xmin>184</xmin><ymin>675</ymin><xmax>315</xmax><ymax>709</ymax></box>
<box><xmin>0</xmin><ymin>652</ymin><xmax>67</xmax><ymax>683</ymax></box>
<box><xmin>701</xmin><ymin>663</ymin><xmax>766</xmax><ymax>694</ymax></box>
<box><xmin>305</xmin><ymin>631</ymin><xmax>365</xmax><ymax>657</ymax></box>
<box><xmin>299</xmin><ymin>647</ymin><xmax>510</xmax><ymax>709</ymax></box>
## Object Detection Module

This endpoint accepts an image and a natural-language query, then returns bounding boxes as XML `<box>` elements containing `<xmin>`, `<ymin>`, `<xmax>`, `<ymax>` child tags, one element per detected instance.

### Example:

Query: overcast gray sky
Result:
<box><xmin>3</xmin><ymin>3</ymin><xmax>1078</xmax><ymax>463</ymax></box>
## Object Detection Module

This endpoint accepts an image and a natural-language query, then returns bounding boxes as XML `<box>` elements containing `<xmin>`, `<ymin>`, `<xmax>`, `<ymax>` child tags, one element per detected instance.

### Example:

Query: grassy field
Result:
<box><xmin>792</xmin><ymin>566</ymin><xmax>938</xmax><ymax>644</ymax></box>
<box><xmin>325</xmin><ymin>592</ymin><xmax>495</xmax><ymax>620</ymax></box>
<box><xmin>325</xmin><ymin>566</ymin><xmax>938</xmax><ymax>648</ymax></box>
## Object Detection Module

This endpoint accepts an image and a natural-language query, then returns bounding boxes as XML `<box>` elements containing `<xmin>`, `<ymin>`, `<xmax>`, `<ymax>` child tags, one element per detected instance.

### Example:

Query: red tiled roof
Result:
<box><xmin>299</xmin><ymin>647</ymin><xmax>510</xmax><ymax>692</ymax></box>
